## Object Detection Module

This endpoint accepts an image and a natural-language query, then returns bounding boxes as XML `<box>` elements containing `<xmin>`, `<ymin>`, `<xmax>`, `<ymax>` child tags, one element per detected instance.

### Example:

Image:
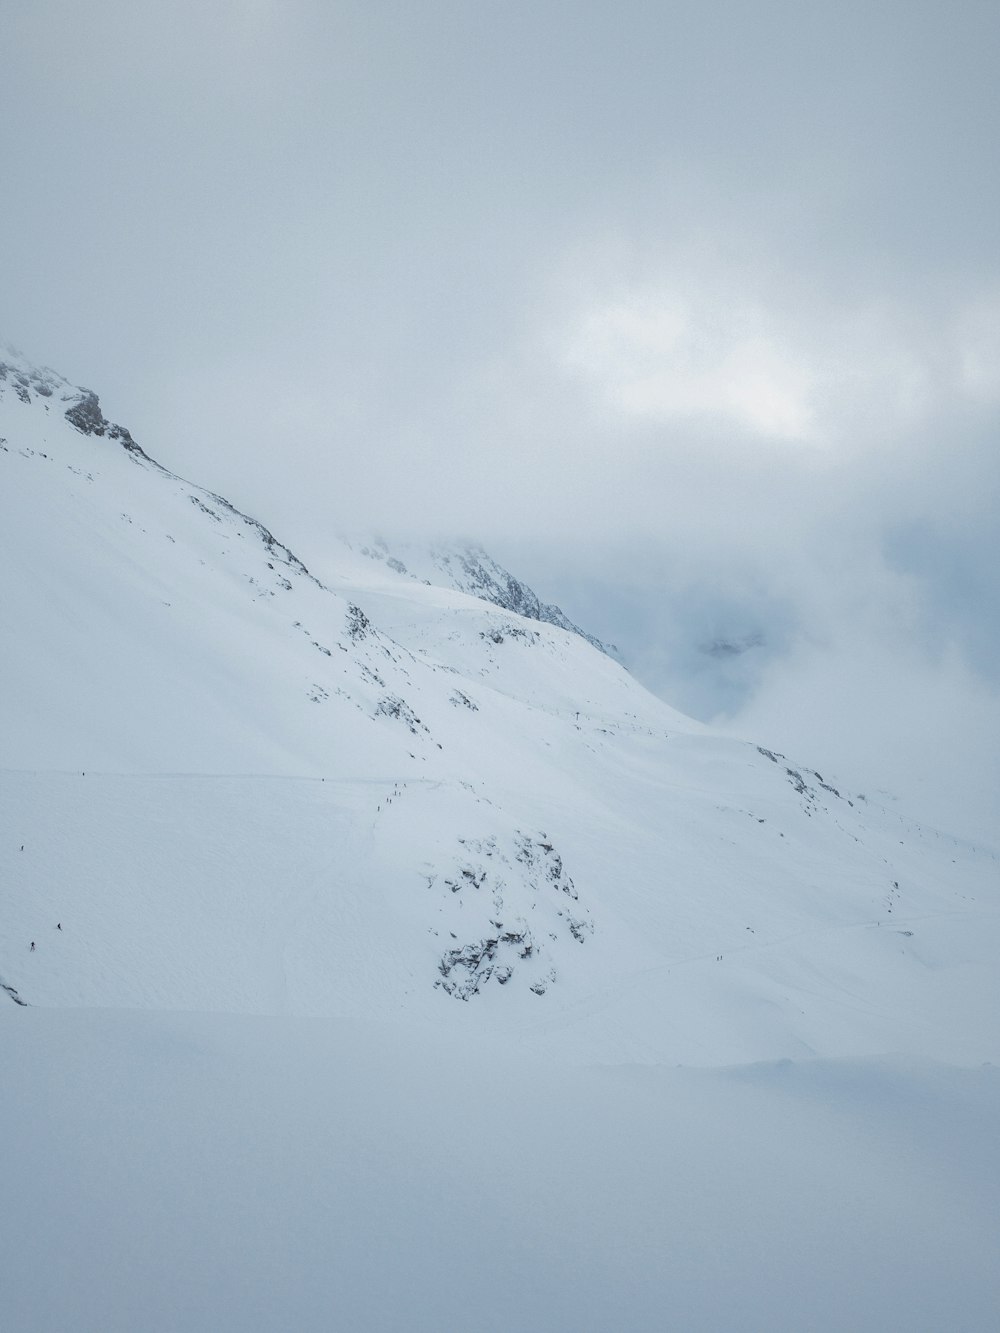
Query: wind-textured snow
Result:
<box><xmin>1</xmin><ymin>344</ymin><xmax>998</xmax><ymax>1331</ymax></box>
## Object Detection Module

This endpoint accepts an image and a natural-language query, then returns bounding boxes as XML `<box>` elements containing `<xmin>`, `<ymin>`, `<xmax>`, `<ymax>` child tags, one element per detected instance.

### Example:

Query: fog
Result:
<box><xmin>3</xmin><ymin>0</ymin><xmax>997</xmax><ymax>838</ymax></box>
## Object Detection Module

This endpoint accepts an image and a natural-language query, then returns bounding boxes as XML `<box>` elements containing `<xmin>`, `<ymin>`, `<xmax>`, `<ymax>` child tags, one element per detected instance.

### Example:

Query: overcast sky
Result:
<box><xmin>3</xmin><ymin>1</ymin><xmax>998</xmax><ymax>838</ymax></box>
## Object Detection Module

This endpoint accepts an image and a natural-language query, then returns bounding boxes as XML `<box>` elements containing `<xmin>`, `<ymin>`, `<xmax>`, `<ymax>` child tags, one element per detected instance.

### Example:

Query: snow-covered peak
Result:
<box><xmin>0</xmin><ymin>343</ymin><xmax>80</xmax><ymax>408</ymax></box>
<box><xmin>351</xmin><ymin>537</ymin><xmax>617</xmax><ymax>656</ymax></box>
<box><xmin>0</xmin><ymin>343</ymin><xmax>149</xmax><ymax>453</ymax></box>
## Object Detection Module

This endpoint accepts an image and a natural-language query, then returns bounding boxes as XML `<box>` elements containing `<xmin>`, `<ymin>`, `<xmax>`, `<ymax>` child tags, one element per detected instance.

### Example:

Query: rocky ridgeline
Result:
<box><xmin>359</xmin><ymin>537</ymin><xmax>617</xmax><ymax>658</ymax></box>
<box><xmin>0</xmin><ymin>354</ymin><xmax>148</xmax><ymax>458</ymax></box>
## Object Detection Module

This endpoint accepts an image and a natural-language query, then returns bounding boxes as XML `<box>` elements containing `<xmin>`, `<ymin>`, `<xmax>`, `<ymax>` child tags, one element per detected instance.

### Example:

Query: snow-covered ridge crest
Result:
<box><xmin>0</xmin><ymin>344</ymin><xmax>611</xmax><ymax>649</ymax></box>
<box><xmin>1</xmin><ymin>345</ymin><xmax>323</xmax><ymax>584</ymax></box>
<box><xmin>352</xmin><ymin>536</ymin><xmax>617</xmax><ymax>657</ymax></box>
<box><xmin>1</xmin><ymin>342</ymin><xmax>138</xmax><ymax>449</ymax></box>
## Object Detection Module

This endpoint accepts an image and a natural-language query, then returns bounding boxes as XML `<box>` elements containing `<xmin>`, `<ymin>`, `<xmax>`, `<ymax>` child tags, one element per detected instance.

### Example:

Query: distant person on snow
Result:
<box><xmin>30</xmin><ymin>942</ymin><xmax>35</xmax><ymax>952</ymax></box>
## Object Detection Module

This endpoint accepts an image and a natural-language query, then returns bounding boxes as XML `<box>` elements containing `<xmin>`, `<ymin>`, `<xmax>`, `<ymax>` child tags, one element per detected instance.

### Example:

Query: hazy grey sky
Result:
<box><xmin>3</xmin><ymin>1</ymin><xmax>998</xmax><ymax>836</ymax></box>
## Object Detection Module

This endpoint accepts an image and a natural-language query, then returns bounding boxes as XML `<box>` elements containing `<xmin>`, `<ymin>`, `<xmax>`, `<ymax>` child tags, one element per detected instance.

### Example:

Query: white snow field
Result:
<box><xmin>1</xmin><ymin>348</ymin><xmax>998</xmax><ymax>1330</ymax></box>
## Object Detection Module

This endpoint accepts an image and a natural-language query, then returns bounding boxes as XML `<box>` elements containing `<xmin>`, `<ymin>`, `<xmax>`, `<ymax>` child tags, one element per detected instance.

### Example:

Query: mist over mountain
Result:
<box><xmin>2</xmin><ymin>345</ymin><xmax>997</xmax><ymax>1331</ymax></box>
<box><xmin>4</xmin><ymin>4</ymin><xmax>998</xmax><ymax>1323</ymax></box>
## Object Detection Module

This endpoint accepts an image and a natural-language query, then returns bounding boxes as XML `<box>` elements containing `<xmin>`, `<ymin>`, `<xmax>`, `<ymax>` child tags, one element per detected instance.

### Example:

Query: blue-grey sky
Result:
<box><xmin>3</xmin><ymin>1</ymin><xmax>998</xmax><ymax>837</ymax></box>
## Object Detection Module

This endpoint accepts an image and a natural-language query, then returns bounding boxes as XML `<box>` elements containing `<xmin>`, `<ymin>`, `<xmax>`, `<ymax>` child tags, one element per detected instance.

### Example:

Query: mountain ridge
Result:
<box><xmin>351</xmin><ymin>536</ymin><xmax>618</xmax><ymax>657</ymax></box>
<box><xmin>1</xmin><ymin>345</ymin><xmax>996</xmax><ymax>1071</ymax></box>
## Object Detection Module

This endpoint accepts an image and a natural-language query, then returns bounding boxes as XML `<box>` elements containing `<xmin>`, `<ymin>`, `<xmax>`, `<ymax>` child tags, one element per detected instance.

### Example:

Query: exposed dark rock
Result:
<box><xmin>374</xmin><ymin>694</ymin><xmax>426</xmax><ymax>736</ymax></box>
<box><xmin>442</xmin><ymin>543</ymin><xmax>615</xmax><ymax>656</ymax></box>
<box><xmin>1</xmin><ymin>979</ymin><xmax>27</xmax><ymax>1006</ymax></box>
<box><xmin>360</xmin><ymin>538</ymin><xmax>617</xmax><ymax>657</ymax></box>
<box><xmin>347</xmin><ymin>604</ymin><xmax>371</xmax><ymax>641</ymax></box>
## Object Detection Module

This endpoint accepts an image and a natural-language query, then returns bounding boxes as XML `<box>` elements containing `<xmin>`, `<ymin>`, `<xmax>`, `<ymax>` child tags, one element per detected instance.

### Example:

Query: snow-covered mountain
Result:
<box><xmin>2</xmin><ymin>343</ymin><xmax>995</xmax><ymax>1060</ymax></box>
<box><xmin>2</xmin><ymin>345</ymin><xmax>998</xmax><ymax>1331</ymax></box>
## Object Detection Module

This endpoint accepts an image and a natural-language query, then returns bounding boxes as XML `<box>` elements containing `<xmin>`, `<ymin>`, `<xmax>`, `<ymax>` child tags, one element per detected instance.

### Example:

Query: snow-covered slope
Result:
<box><xmin>1</xmin><ymin>344</ymin><xmax>996</xmax><ymax>1066</ymax></box>
<box><xmin>3</xmin><ymin>346</ymin><xmax>999</xmax><ymax>1332</ymax></box>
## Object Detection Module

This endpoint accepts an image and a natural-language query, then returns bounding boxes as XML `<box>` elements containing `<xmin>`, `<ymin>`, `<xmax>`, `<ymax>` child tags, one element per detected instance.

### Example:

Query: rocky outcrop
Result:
<box><xmin>433</xmin><ymin>830</ymin><xmax>593</xmax><ymax>1000</ymax></box>
<box><xmin>360</xmin><ymin>537</ymin><xmax>617</xmax><ymax>657</ymax></box>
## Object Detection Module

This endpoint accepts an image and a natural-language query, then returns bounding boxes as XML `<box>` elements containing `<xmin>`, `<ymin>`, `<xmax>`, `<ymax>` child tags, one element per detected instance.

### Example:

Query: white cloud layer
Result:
<box><xmin>2</xmin><ymin>0</ymin><xmax>997</xmax><ymax>838</ymax></box>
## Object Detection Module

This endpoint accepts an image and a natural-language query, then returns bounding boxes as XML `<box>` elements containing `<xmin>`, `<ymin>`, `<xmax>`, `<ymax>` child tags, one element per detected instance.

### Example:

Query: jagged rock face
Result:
<box><xmin>357</xmin><ymin>537</ymin><xmax>617</xmax><ymax>657</ymax></box>
<box><xmin>63</xmin><ymin>390</ymin><xmax>138</xmax><ymax>451</ymax></box>
<box><xmin>431</xmin><ymin>543</ymin><xmax>614</xmax><ymax>654</ymax></box>
<box><xmin>1</xmin><ymin>352</ymin><xmax>141</xmax><ymax>453</ymax></box>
